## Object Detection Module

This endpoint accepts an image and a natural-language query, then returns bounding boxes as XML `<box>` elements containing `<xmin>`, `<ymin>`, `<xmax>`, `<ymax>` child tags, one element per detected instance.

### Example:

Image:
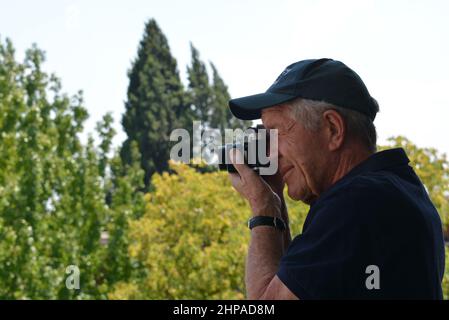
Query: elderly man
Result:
<box><xmin>227</xmin><ymin>58</ymin><xmax>445</xmax><ymax>300</ymax></box>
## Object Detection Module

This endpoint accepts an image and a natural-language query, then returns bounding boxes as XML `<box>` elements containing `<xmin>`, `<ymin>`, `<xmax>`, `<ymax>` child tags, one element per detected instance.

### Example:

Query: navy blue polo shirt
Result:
<box><xmin>277</xmin><ymin>148</ymin><xmax>445</xmax><ymax>299</ymax></box>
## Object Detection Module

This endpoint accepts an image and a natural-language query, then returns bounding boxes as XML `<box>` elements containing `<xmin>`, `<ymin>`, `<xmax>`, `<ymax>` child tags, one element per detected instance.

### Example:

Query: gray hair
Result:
<box><xmin>287</xmin><ymin>97</ymin><xmax>378</xmax><ymax>153</ymax></box>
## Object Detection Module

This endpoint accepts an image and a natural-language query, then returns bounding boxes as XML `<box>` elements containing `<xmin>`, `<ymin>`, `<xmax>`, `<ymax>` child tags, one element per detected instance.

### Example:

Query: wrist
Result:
<box><xmin>250</xmin><ymin>201</ymin><xmax>281</xmax><ymax>218</ymax></box>
<box><xmin>248</xmin><ymin>215</ymin><xmax>286</xmax><ymax>231</ymax></box>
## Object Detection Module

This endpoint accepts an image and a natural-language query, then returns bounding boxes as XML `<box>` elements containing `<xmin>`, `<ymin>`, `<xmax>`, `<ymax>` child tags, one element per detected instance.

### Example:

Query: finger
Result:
<box><xmin>228</xmin><ymin>171</ymin><xmax>243</xmax><ymax>189</ymax></box>
<box><xmin>229</xmin><ymin>148</ymin><xmax>257</xmax><ymax>183</ymax></box>
<box><xmin>230</xmin><ymin>148</ymin><xmax>271</xmax><ymax>194</ymax></box>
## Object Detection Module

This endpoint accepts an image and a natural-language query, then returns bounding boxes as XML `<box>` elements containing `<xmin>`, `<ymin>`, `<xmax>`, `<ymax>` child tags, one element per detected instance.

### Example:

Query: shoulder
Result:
<box><xmin>315</xmin><ymin>172</ymin><xmax>396</xmax><ymax>210</ymax></box>
<box><xmin>310</xmin><ymin>171</ymin><xmax>415</xmax><ymax>227</ymax></box>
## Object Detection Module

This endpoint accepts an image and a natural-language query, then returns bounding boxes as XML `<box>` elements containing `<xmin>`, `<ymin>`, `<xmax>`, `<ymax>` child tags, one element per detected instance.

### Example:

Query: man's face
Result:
<box><xmin>261</xmin><ymin>104</ymin><xmax>329</xmax><ymax>204</ymax></box>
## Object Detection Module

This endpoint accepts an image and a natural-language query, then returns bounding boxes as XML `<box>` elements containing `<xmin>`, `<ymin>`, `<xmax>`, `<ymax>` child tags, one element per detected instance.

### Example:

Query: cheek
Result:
<box><xmin>283</xmin><ymin>137</ymin><xmax>310</xmax><ymax>185</ymax></box>
<box><xmin>279</xmin><ymin>135</ymin><xmax>297</xmax><ymax>157</ymax></box>
<box><xmin>286</xmin><ymin>168</ymin><xmax>309</xmax><ymax>201</ymax></box>
<box><xmin>282</xmin><ymin>140</ymin><xmax>307</xmax><ymax>183</ymax></box>
<box><xmin>277</xmin><ymin>140</ymin><xmax>287</xmax><ymax>157</ymax></box>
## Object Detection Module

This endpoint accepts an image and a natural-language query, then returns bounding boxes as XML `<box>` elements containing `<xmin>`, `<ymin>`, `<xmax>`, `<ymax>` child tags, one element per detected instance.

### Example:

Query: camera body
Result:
<box><xmin>218</xmin><ymin>125</ymin><xmax>271</xmax><ymax>174</ymax></box>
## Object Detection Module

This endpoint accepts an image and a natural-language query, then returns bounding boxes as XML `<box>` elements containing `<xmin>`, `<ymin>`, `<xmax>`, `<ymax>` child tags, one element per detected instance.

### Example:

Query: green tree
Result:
<box><xmin>209</xmin><ymin>62</ymin><xmax>251</xmax><ymax>132</ymax></box>
<box><xmin>185</xmin><ymin>45</ymin><xmax>252</xmax><ymax>173</ymax></box>
<box><xmin>0</xmin><ymin>37</ymin><xmax>145</xmax><ymax>299</ymax></box>
<box><xmin>121</xmin><ymin>19</ymin><xmax>187</xmax><ymax>189</ymax></box>
<box><xmin>186</xmin><ymin>44</ymin><xmax>251</xmax><ymax>132</ymax></box>
<box><xmin>186</xmin><ymin>43</ymin><xmax>211</xmax><ymax>126</ymax></box>
<box><xmin>2</xmin><ymin>34</ymin><xmax>447</xmax><ymax>300</ymax></box>
<box><xmin>103</xmin><ymin>141</ymin><xmax>146</xmax><ymax>285</ymax></box>
<box><xmin>109</xmin><ymin>161</ymin><xmax>309</xmax><ymax>299</ymax></box>
<box><xmin>110</xmin><ymin>161</ymin><xmax>251</xmax><ymax>299</ymax></box>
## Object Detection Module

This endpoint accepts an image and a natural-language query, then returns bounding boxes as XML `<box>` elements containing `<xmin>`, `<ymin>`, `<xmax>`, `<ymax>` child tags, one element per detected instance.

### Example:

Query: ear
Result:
<box><xmin>322</xmin><ymin>109</ymin><xmax>345</xmax><ymax>151</ymax></box>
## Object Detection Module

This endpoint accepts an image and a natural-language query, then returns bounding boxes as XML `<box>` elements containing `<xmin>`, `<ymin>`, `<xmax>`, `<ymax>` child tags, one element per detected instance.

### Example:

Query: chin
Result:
<box><xmin>287</xmin><ymin>184</ymin><xmax>315</xmax><ymax>204</ymax></box>
<box><xmin>287</xmin><ymin>186</ymin><xmax>302</xmax><ymax>201</ymax></box>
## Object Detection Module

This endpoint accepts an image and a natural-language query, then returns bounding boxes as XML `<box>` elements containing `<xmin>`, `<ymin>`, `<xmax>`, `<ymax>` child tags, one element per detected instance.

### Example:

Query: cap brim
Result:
<box><xmin>229</xmin><ymin>92</ymin><xmax>297</xmax><ymax>120</ymax></box>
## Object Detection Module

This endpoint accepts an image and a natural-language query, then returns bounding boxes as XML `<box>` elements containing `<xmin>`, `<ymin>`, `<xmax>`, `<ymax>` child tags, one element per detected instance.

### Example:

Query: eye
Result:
<box><xmin>278</xmin><ymin>130</ymin><xmax>287</xmax><ymax>136</ymax></box>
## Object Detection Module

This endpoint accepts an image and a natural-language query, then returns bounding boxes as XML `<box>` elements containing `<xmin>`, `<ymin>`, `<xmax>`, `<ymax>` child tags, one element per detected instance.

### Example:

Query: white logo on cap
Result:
<box><xmin>273</xmin><ymin>67</ymin><xmax>292</xmax><ymax>85</ymax></box>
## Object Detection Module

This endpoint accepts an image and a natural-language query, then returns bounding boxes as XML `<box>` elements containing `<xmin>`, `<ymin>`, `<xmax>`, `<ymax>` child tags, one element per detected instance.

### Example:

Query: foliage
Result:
<box><xmin>108</xmin><ymin>161</ymin><xmax>310</xmax><ymax>299</ymax></box>
<box><xmin>0</xmin><ymin>37</ymin><xmax>145</xmax><ymax>299</ymax></box>
<box><xmin>121</xmin><ymin>21</ymin><xmax>250</xmax><ymax>188</ymax></box>
<box><xmin>186</xmin><ymin>44</ymin><xmax>251</xmax><ymax>133</ymax></box>
<box><xmin>111</xmin><ymin>161</ymin><xmax>250</xmax><ymax>299</ymax></box>
<box><xmin>209</xmin><ymin>62</ymin><xmax>252</xmax><ymax>132</ymax></box>
<box><xmin>1</xmin><ymin>31</ymin><xmax>448</xmax><ymax>300</ymax></box>
<box><xmin>109</xmin><ymin>158</ymin><xmax>323</xmax><ymax>299</ymax></box>
<box><xmin>186</xmin><ymin>43</ymin><xmax>211</xmax><ymax>125</ymax></box>
<box><xmin>121</xmin><ymin>19</ymin><xmax>188</xmax><ymax>189</ymax></box>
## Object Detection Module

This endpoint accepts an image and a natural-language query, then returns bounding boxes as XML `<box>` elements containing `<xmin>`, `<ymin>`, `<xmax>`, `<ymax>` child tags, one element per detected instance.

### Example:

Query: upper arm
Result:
<box><xmin>259</xmin><ymin>275</ymin><xmax>299</xmax><ymax>300</ymax></box>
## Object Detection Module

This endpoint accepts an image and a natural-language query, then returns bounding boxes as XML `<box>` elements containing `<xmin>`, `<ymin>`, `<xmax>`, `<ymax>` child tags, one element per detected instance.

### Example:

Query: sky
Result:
<box><xmin>1</xmin><ymin>0</ymin><xmax>448</xmax><ymax>155</ymax></box>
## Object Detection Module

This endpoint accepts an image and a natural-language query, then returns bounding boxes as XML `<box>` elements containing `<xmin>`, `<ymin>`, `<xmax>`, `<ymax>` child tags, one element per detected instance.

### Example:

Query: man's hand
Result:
<box><xmin>228</xmin><ymin>148</ymin><xmax>297</xmax><ymax>300</ymax></box>
<box><xmin>228</xmin><ymin>149</ymin><xmax>282</xmax><ymax>217</ymax></box>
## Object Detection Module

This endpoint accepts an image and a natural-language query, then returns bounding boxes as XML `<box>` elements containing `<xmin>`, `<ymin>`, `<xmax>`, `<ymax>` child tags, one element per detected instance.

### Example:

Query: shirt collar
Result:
<box><xmin>342</xmin><ymin>147</ymin><xmax>410</xmax><ymax>181</ymax></box>
<box><xmin>310</xmin><ymin>148</ymin><xmax>410</xmax><ymax>207</ymax></box>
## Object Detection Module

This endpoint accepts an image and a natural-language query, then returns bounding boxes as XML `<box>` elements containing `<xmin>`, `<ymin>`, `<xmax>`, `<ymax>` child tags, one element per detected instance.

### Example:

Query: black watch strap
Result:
<box><xmin>248</xmin><ymin>216</ymin><xmax>286</xmax><ymax>231</ymax></box>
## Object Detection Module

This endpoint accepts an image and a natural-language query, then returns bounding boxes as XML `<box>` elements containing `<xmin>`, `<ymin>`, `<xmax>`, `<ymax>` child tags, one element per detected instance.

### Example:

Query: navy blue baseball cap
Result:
<box><xmin>229</xmin><ymin>58</ymin><xmax>379</xmax><ymax>121</ymax></box>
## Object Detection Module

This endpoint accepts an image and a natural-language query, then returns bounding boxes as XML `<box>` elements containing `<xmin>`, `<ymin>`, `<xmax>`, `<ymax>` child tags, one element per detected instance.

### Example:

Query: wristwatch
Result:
<box><xmin>247</xmin><ymin>216</ymin><xmax>286</xmax><ymax>231</ymax></box>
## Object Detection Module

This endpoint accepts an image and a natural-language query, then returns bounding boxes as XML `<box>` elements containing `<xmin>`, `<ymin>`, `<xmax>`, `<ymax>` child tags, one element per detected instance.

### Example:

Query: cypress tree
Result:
<box><xmin>121</xmin><ymin>19</ymin><xmax>186</xmax><ymax>188</ymax></box>
<box><xmin>186</xmin><ymin>45</ymin><xmax>252</xmax><ymax>133</ymax></box>
<box><xmin>209</xmin><ymin>62</ymin><xmax>252</xmax><ymax>132</ymax></box>
<box><xmin>186</xmin><ymin>43</ymin><xmax>211</xmax><ymax>127</ymax></box>
<box><xmin>186</xmin><ymin>47</ymin><xmax>251</xmax><ymax>170</ymax></box>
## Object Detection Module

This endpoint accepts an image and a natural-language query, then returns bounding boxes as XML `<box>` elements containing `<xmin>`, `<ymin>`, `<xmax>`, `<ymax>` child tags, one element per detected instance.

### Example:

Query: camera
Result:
<box><xmin>218</xmin><ymin>125</ymin><xmax>271</xmax><ymax>174</ymax></box>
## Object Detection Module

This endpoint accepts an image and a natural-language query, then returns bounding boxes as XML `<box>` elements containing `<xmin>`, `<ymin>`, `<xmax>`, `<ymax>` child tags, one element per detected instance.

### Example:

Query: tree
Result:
<box><xmin>185</xmin><ymin>45</ymin><xmax>252</xmax><ymax>171</ymax></box>
<box><xmin>0</xmin><ymin>37</ymin><xmax>145</xmax><ymax>299</ymax></box>
<box><xmin>121</xmin><ymin>19</ymin><xmax>187</xmax><ymax>189</ymax></box>
<box><xmin>122</xmin><ymin>22</ymin><xmax>253</xmax><ymax>185</ymax></box>
<box><xmin>209</xmin><ymin>62</ymin><xmax>252</xmax><ymax>132</ymax></box>
<box><xmin>186</xmin><ymin>43</ymin><xmax>211</xmax><ymax>126</ymax></box>
<box><xmin>109</xmin><ymin>161</ymin><xmax>251</xmax><ymax>299</ymax></box>
<box><xmin>186</xmin><ymin>44</ymin><xmax>252</xmax><ymax>133</ymax></box>
<box><xmin>2</xmin><ymin>35</ymin><xmax>447</xmax><ymax>300</ymax></box>
<box><xmin>109</xmin><ymin>161</ymin><xmax>309</xmax><ymax>299</ymax></box>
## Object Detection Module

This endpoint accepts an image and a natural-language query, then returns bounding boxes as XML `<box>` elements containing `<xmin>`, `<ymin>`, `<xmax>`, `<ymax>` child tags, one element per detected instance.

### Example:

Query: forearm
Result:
<box><xmin>227</xmin><ymin>150</ymin><xmax>293</xmax><ymax>299</ymax></box>
<box><xmin>245</xmin><ymin>201</ymin><xmax>290</xmax><ymax>299</ymax></box>
<box><xmin>245</xmin><ymin>225</ymin><xmax>285</xmax><ymax>299</ymax></box>
<box><xmin>280</xmin><ymin>198</ymin><xmax>292</xmax><ymax>251</ymax></box>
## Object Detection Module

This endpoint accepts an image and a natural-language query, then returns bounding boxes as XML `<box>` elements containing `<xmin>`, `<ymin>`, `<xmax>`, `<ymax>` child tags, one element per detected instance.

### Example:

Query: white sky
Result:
<box><xmin>1</xmin><ymin>0</ymin><xmax>448</xmax><ymax>155</ymax></box>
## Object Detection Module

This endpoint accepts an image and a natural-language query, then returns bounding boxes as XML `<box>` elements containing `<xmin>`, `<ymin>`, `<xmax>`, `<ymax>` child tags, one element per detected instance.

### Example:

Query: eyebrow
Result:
<box><xmin>262</xmin><ymin>119</ymin><xmax>275</xmax><ymax>129</ymax></box>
